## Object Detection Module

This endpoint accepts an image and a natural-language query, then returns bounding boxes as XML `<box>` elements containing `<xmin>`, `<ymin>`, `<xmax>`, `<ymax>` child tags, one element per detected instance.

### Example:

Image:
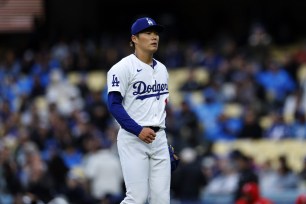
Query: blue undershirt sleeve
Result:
<box><xmin>107</xmin><ymin>91</ymin><xmax>143</xmax><ymax>136</ymax></box>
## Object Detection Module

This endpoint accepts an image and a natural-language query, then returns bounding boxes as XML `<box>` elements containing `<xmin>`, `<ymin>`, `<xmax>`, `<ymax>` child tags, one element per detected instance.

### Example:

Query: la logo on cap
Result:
<box><xmin>146</xmin><ymin>18</ymin><xmax>154</xmax><ymax>25</ymax></box>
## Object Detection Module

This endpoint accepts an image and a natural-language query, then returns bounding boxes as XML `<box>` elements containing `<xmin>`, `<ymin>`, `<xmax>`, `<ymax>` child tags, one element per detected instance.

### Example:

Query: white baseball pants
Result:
<box><xmin>117</xmin><ymin>128</ymin><xmax>171</xmax><ymax>204</ymax></box>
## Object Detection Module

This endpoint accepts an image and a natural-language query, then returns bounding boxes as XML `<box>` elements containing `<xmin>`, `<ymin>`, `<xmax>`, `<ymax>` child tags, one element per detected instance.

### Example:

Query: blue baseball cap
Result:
<box><xmin>131</xmin><ymin>17</ymin><xmax>164</xmax><ymax>35</ymax></box>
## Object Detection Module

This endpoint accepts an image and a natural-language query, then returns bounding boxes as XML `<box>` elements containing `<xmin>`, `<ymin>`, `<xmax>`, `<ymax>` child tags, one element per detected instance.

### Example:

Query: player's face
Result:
<box><xmin>133</xmin><ymin>29</ymin><xmax>160</xmax><ymax>53</ymax></box>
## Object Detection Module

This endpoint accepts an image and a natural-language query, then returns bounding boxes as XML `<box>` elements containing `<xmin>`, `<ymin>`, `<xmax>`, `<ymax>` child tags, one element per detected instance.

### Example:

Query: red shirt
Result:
<box><xmin>236</xmin><ymin>197</ymin><xmax>274</xmax><ymax>204</ymax></box>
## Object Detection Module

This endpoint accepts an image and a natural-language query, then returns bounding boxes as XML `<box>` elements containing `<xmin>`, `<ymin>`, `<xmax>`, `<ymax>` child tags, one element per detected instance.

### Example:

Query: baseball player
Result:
<box><xmin>107</xmin><ymin>17</ymin><xmax>171</xmax><ymax>204</ymax></box>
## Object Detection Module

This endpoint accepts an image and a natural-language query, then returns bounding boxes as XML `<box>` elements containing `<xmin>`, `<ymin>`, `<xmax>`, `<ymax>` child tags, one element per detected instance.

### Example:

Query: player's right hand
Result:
<box><xmin>138</xmin><ymin>127</ymin><xmax>156</xmax><ymax>144</ymax></box>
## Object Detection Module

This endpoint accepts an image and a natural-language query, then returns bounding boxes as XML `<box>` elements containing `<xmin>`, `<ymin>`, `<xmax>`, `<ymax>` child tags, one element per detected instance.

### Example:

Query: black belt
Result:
<box><xmin>146</xmin><ymin>126</ymin><xmax>160</xmax><ymax>132</ymax></box>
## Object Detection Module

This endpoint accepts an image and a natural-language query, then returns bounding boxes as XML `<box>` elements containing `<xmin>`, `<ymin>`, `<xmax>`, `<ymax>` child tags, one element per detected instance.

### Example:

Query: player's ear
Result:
<box><xmin>131</xmin><ymin>35</ymin><xmax>138</xmax><ymax>43</ymax></box>
<box><xmin>130</xmin><ymin>35</ymin><xmax>137</xmax><ymax>48</ymax></box>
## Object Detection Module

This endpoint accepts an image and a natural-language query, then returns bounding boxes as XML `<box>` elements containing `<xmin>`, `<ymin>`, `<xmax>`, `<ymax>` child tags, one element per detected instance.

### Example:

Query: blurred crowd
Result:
<box><xmin>1</xmin><ymin>23</ymin><xmax>306</xmax><ymax>204</ymax></box>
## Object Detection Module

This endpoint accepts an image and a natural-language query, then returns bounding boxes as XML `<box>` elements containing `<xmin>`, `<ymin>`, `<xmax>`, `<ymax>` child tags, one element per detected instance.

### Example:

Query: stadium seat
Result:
<box><xmin>67</xmin><ymin>71</ymin><xmax>82</xmax><ymax>85</ymax></box>
<box><xmin>34</xmin><ymin>96</ymin><xmax>48</xmax><ymax>113</ymax></box>
<box><xmin>223</xmin><ymin>103</ymin><xmax>243</xmax><ymax>118</ymax></box>
<box><xmin>297</xmin><ymin>64</ymin><xmax>306</xmax><ymax>83</ymax></box>
<box><xmin>168</xmin><ymin>67</ymin><xmax>209</xmax><ymax>108</ymax></box>
<box><xmin>214</xmin><ymin>139</ymin><xmax>306</xmax><ymax>172</ymax></box>
<box><xmin>86</xmin><ymin>71</ymin><xmax>107</xmax><ymax>92</ymax></box>
<box><xmin>259</xmin><ymin>115</ymin><xmax>273</xmax><ymax>130</ymax></box>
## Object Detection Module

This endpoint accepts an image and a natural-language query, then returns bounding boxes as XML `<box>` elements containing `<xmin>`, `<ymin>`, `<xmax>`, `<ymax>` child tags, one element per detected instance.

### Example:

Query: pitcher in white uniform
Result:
<box><xmin>106</xmin><ymin>17</ymin><xmax>171</xmax><ymax>204</ymax></box>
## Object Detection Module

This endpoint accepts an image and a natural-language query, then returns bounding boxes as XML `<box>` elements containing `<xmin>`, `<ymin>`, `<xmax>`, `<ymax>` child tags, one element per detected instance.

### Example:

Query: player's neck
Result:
<box><xmin>134</xmin><ymin>50</ymin><xmax>153</xmax><ymax>65</ymax></box>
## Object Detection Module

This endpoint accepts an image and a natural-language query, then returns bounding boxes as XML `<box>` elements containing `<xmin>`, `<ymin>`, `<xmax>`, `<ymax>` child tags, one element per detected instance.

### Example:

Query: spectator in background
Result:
<box><xmin>176</xmin><ymin>101</ymin><xmax>203</xmax><ymax>149</ymax></box>
<box><xmin>50</xmin><ymin>37</ymin><xmax>70</xmax><ymax>67</ymax></box>
<box><xmin>61</xmin><ymin>141</ymin><xmax>83</xmax><ymax>169</ymax></box>
<box><xmin>298</xmin><ymin>157</ymin><xmax>306</xmax><ymax>191</ymax></box>
<box><xmin>199</xmin><ymin>142</ymin><xmax>219</xmax><ymax>180</ymax></box>
<box><xmin>22</xmin><ymin>151</ymin><xmax>54</xmax><ymax>203</ymax></box>
<box><xmin>283</xmin><ymin>89</ymin><xmax>305</xmax><ymax>120</ymax></box>
<box><xmin>0</xmin><ymin>49</ymin><xmax>21</xmax><ymax>78</ymax></box>
<box><xmin>235</xmin><ymin>182</ymin><xmax>274</xmax><ymax>204</ymax></box>
<box><xmin>47</xmin><ymin>147</ymin><xmax>69</xmax><ymax>195</ymax></box>
<box><xmin>29</xmin><ymin>74</ymin><xmax>46</xmax><ymax>99</ymax></box>
<box><xmin>255</xmin><ymin>59</ymin><xmax>296</xmax><ymax>110</ymax></box>
<box><xmin>48</xmin><ymin>196</ymin><xmax>69</xmax><ymax>204</ymax></box>
<box><xmin>192</xmin><ymin>81</ymin><xmax>224</xmax><ymax>141</ymax></box>
<box><xmin>82</xmin><ymin>135</ymin><xmax>124</xmax><ymax>202</ymax></box>
<box><xmin>15</xmin><ymin>128</ymin><xmax>40</xmax><ymax>171</ymax></box>
<box><xmin>31</xmin><ymin>122</ymin><xmax>53</xmax><ymax>154</ymax></box>
<box><xmin>288</xmin><ymin>111</ymin><xmax>306</xmax><ymax>140</ymax></box>
<box><xmin>235</xmin><ymin>75</ymin><xmax>260</xmax><ymax>106</ymax></box>
<box><xmin>204</xmin><ymin>155</ymin><xmax>239</xmax><ymax>196</ymax></box>
<box><xmin>21</xmin><ymin>49</ymin><xmax>35</xmax><ymax>75</ymax></box>
<box><xmin>46</xmin><ymin>69</ymin><xmax>84</xmax><ymax>117</ymax></box>
<box><xmin>75</xmin><ymin>74</ymin><xmax>91</xmax><ymax>101</ymax></box>
<box><xmin>184</xmin><ymin>42</ymin><xmax>204</xmax><ymax>68</ymax></box>
<box><xmin>164</xmin><ymin>104</ymin><xmax>180</xmax><ymax>150</ymax></box>
<box><xmin>73</xmin><ymin>43</ymin><xmax>90</xmax><ymax>72</ymax></box>
<box><xmin>171</xmin><ymin>147</ymin><xmax>207</xmax><ymax>204</ymax></box>
<box><xmin>296</xmin><ymin>193</ymin><xmax>306</xmax><ymax>204</ymax></box>
<box><xmin>300</xmin><ymin>70</ymin><xmax>306</xmax><ymax>116</ymax></box>
<box><xmin>0</xmin><ymin>141</ymin><xmax>22</xmax><ymax>204</ymax></box>
<box><xmin>201</xmin><ymin>47</ymin><xmax>223</xmax><ymax>73</ymax></box>
<box><xmin>273</xmin><ymin>155</ymin><xmax>299</xmax><ymax>192</ymax></box>
<box><xmin>258</xmin><ymin>159</ymin><xmax>279</xmax><ymax>194</ymax></box>
<box><xmin>0</xmin><ymin>98</ymin><xmax>10</xmax><ymax>115</ymax></box>
<box><xmin>231</xmin><ymin>151</ymin><xmax>259</xmax><ymax>202</ymax></box>
<box><xmin>263</xmin><ymin>111</ymin><xmax>290</xmax><ymax>140</ymax></box>
<box><xmin>47</xmin><ymin>107</ymin><xmax>74</xmax><ymax>146</ymax></box>
<box><xmin>180</xmin><ymin>68</ymin><xmax>204</xmax><ymax>92</ymax></box>
<box><xmin>238</xmin><ymin>109</ymin><xmax>263</xmax><ymax>139</ymax></box>
<box><xmin>0</xmin><ymin>74</ymin><xmax>19</xmax><ymax>112</ymax></box>
<box><xmin>62</xmin><ymin>167</ymin><xmax>96</xmax><ymax>204</ymax></box>
<box><xmin>216</xmin><ymin>113</ymin><xmax>242</xmax><ymax>140</ymax></box>
<box><xmin>259</xmin><ymin>155</ymin><xmax>299</xmax><ymax>197</ymax></box>
<box><xmin>86</xmin><ymin>91</ymin><xmax>112</xmax><ymax>132</ymax></box>
<box><xmin>30</xmin><ymin>49</ymin><xmax>60</xmax><ymax>88</ymax></box>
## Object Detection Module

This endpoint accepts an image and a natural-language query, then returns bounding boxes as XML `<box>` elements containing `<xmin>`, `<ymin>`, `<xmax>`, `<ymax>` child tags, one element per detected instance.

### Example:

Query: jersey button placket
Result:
<box><xmin>153</xmin><ymin>70</ymin><xmax>157</xmax><ymax>102</ymax></box>
<box><xmin>152</xmin><ymin>69</ymin><xmax>158</xmax><ymax>122</ymax></box>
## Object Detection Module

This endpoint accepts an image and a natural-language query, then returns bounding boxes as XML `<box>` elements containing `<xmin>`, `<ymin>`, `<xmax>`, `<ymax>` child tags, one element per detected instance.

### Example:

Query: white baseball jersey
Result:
<box><xmin>107</xmin><ymin>54</ymin><xmax>169</xmax><ymax>129</ymax></box>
